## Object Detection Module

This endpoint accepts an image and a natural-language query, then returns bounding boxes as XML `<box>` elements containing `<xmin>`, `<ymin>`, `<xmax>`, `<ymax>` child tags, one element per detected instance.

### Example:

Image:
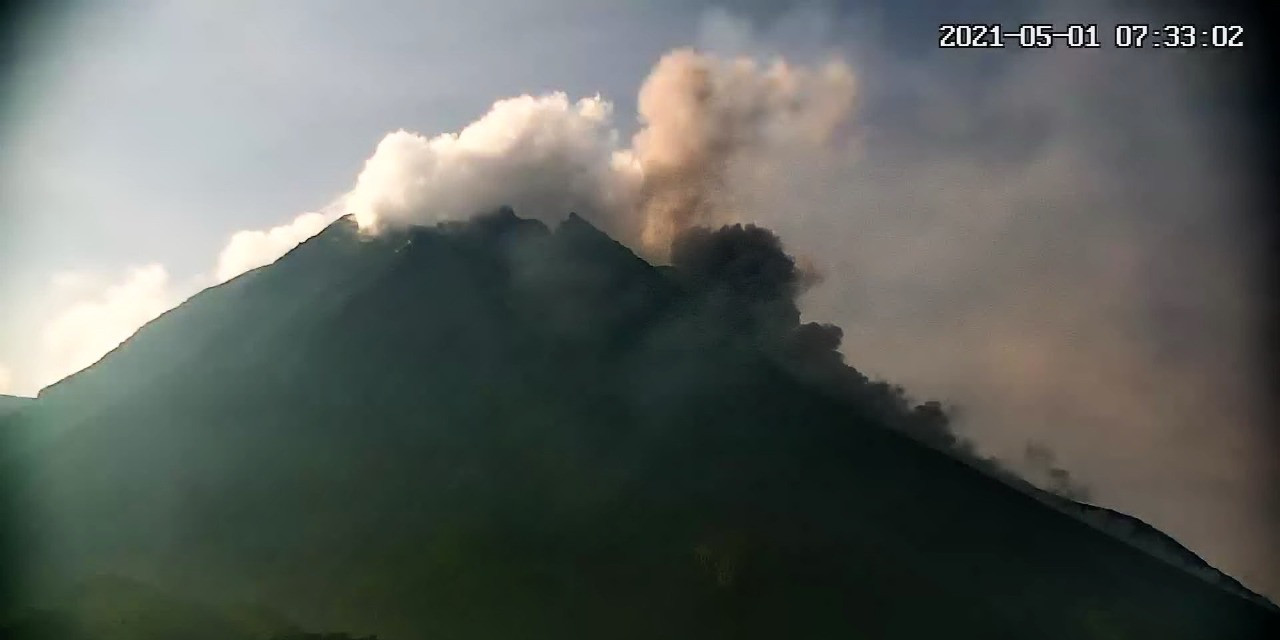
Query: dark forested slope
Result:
<box><xmin>5</xmin><ymin>209</ymin><xmax>1275</xmax><ymax>639</ymax></box>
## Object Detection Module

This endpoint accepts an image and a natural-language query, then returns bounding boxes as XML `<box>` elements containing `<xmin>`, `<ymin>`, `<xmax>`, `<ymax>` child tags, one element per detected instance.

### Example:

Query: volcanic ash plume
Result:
<box><xmin>17</xmin><ymin>49</ymin><xmax>855</xmax><ymax>394</ymax></box>
<box><xmin>342</xmin><ymin>49</ymin><xmax>857</xmax><ymax>258</ymax></box>
<box><xmin>624</xmin><ymin>49</ymin><xmax>856</xmax><ymax>253</ymax></box>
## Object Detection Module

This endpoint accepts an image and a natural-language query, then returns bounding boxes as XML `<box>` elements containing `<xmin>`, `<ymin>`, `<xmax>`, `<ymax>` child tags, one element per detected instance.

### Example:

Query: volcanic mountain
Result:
<box><xmin>3</xmin><ymin>209</ymin><xmax>1276</xmax><ymax>639</ymax></box>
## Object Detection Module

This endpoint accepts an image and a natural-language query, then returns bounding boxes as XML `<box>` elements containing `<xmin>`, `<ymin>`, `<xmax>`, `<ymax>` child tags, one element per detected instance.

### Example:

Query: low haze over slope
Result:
<box><xmin>3</xmin><ymin>211</ymin><xmax>1275</xmax><ymax>639</ymax></box>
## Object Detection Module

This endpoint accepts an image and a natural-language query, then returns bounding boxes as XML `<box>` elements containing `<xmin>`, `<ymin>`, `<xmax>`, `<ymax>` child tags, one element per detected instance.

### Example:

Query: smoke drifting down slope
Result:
<box><xmin>329</xmin><ymin>48</ymin><xmax>1094</xmax><ymax>496</ymax></box>
<box><xmin>18</xmin><ymin>25</ymin><xmax>1273</xmax><ymax>602</ymax></box>
<box><xmin>10</xmin><ymin>209</ymin><xmax>1275</xmax><ymax>639</ymax></box>
<box><xmin>319</xmin><ymin>31</ymin><xmax>1273</xmax><ymax>601</ymax></box>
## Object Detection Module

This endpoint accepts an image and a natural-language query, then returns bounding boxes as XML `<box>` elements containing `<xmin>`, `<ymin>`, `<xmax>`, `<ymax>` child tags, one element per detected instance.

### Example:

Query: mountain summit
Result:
<box><xmin>5</xmin><ymin>211</ymin><xmax>1276</xmax><ymax>639</ymax></box>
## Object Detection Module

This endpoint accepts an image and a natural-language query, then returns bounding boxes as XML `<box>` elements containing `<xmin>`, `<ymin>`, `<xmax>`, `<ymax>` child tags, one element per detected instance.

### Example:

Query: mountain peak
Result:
<box><xmin>550</xmin><ymin>211</ymin><xmax>651</xmax><ymax>274</ymax></box>
<box><xmin>557</xmin><ymin>211</ymin><xmax>601</xmax><ymax>235</ymax></box>
<box><xmin>316</xmin><ymin>213</ymin><xmax>361</xmax><ymax>240</ymax></box>
<box><xmin>9</xmin><ymin>208</ymin><xmax>1275</xmax><ymax>640</ymax></box>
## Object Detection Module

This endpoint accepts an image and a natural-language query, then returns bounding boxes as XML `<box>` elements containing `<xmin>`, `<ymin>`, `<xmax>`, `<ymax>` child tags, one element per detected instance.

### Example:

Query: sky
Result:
<box><xmin>1</xmin><ymin>0</ymin><xmax>1274</xmax><ymax>600</ymax></box>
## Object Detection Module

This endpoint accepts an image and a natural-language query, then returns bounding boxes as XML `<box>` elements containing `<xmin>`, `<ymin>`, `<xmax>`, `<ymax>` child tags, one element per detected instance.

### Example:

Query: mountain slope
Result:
<box><xmin>7</xmin><ymin>210</ymin><xmax>1277</xmax><ymax>639</ymax></box>
<box><xmin>0</xmin><ymin>574</ymin><xmax>297</xmax><ymax>640</ymax></box>
<box><xmin>0</xmin><ymin>394</ymin><xmax>31</xmax><ymax>418</ymax></box>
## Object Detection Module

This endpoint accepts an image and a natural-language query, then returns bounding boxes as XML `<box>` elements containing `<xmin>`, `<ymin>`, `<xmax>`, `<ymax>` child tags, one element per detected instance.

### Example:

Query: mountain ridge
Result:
<box><xmin>6</xmin><ymin>210</ymin><xmax>1276</xmax><ymax>639</ymax></box>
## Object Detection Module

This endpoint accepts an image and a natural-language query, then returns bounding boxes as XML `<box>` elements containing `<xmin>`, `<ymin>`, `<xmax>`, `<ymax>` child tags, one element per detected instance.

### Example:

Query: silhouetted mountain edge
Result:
<box><xmin>5</xmin><ymin>210</ymin><xmax>1276</xmax><ymax>639</ymax></box>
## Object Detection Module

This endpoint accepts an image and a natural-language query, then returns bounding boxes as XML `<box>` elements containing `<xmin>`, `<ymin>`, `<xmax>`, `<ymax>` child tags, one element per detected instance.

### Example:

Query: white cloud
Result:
<box><xmin>341</xmin><ymin>52</ymin><xmax>855</xmax><ymax>259</ymax></box>
<box><xmin>21</xmin><ymin>206</ymin><xmax>336</xmax><ymax>391</ymax></box>
<box><xmin>344</xmin><ymin>92</ymin><xmax>627</xmax><ymax>235</ymax></box>
<box><xmin>19</xmin><ymin>208</ymin><xmax>335</xmax><ymax>391</ymax></box>
<box><xmin>0</xmin><ymin>363</ymin><xmax>13</xmax><ymax>395</ymax></box>
<box><xmin>38</xmin><ymin>264</ymin><xmax>186</xmax><ymax>387</ymax></box>
<box><xmin>12</xmin><ymin>48</ymin><xmax>856</xmax><ymax>393</ymax></box>
<box><xmin>215</xmin><ymin>211</ymin><xmax>331</xmax><ymax>283</ymax></box>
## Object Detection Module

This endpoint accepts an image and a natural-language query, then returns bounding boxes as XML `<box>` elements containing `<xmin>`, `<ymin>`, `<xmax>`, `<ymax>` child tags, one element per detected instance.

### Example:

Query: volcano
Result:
<box><xmin>3</xmin><ymin>209</ymin><xmax>1276</xmax><ymax>639</ymax></box>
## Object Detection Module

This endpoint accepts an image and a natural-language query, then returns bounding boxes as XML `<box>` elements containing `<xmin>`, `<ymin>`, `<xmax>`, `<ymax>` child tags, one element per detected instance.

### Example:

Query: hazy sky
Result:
<box><xmin>1</xmin><ymin>0</ymin><xmax>1273</xmax><ymax>600</ymax></box>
